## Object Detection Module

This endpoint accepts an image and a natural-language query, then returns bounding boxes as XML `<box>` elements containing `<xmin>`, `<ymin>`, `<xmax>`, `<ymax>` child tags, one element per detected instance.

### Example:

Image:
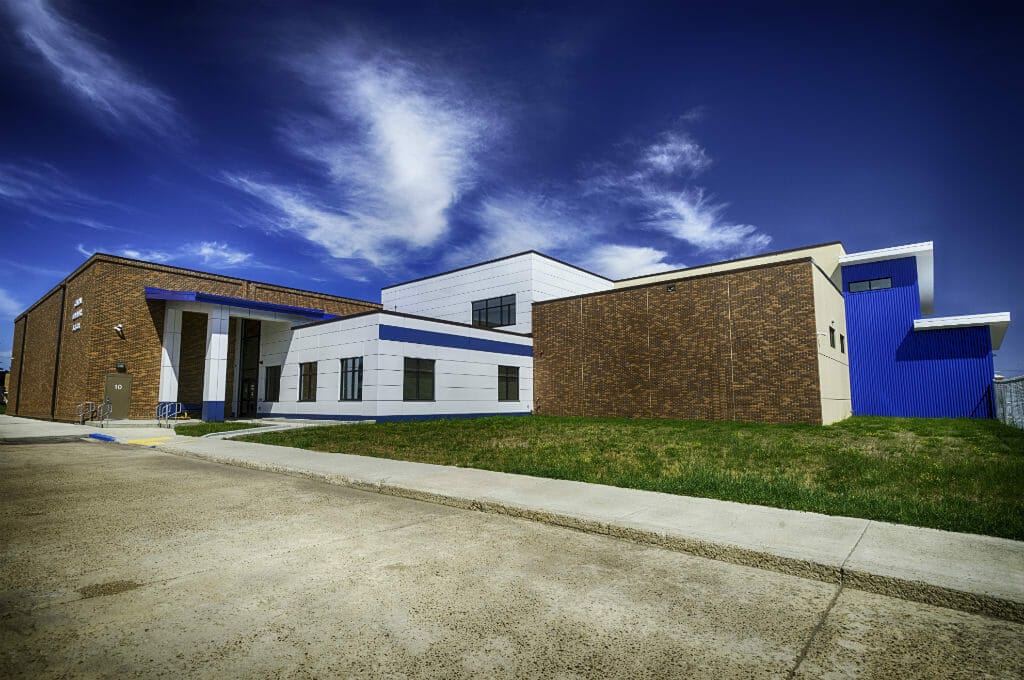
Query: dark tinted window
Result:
<box><xmin>498</xmin><ymin>366</ymin><xmax>519</xmax><ymax>401</ymax></box>
<box><xmin>848</xmin><ymin>277</ymin><xmax>892</xmax><ymax>293</ymax></box>
<box><xmin>299</xmin><ymin>362</ymin><xmax>318</xmax><ymax>402</ymax></box>
<box><xmin>472</xmin><ymin>295</ymin><xmax>516</xmax><ymax>328</ymax></box>
<box><xmin>403</xmin><ymin>358</ymin><xmax>435</xmax><ymax>401</ymax></box>
<box><xmin>264</xmin><ymin>365</ymin><xmax>281</xmax><ymax>402</ymax></box>
<box><xmin>340</xmin><ymin>357</ymin><xmax>363</xmax><ymax>401</ymax></box>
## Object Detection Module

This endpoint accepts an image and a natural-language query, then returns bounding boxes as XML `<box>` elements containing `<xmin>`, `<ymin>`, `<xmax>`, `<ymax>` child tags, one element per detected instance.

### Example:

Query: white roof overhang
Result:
<box><xmin>838</xmin><ymin>241</ymin><xmax>934</xmax><ymax>314</ymax></box>
<box><xmin>913</xmin><ymin>312</ymin><xmax>1011</xmax><ymax>350</ymax></box>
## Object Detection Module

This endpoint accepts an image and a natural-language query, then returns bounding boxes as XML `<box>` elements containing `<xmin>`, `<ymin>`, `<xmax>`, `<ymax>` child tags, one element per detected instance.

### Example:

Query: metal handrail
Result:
<box><xmin>97</xmin><ymin>399</ymin><xmax>112</xmax><ymax>427</ymax></box>
<box><xmin>76</xmin><ymin>401</ymin><xmax>97</xmax><ymax>425</ymax></box>
<box><xmin>156</xmin><ymin>402</ymin><xmax>185</xmax><ymax>427</ymax></box>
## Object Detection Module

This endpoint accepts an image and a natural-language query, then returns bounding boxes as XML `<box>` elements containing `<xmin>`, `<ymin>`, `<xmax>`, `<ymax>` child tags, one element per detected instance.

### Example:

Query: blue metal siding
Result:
<box><xmin>843</xmin><ymin>257</ymin><xmax>993</xmax><ymax>418</ymax></box>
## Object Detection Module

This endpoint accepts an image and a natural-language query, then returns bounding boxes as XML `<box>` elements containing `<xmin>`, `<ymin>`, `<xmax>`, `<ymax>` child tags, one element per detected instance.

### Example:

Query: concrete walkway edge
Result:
<box><xmin>2</xmin><ymin>415</ymin><xmax>1020</xmax><ymax>623</ymax></box>
<box><xmin>156</xmin><ymin>438</ymin><xmax>1024</xmax><ymax>624</ymax></box>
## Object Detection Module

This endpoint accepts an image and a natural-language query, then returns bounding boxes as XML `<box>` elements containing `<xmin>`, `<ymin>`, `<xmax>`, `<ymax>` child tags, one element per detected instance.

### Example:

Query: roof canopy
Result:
<box><xmin>144</xmin><ymin>288</ymin><xmax>338</xmax><ymax>321</ymax></box>
<box><xmin>913</xmin><ymin>313</ymin><xmax>1011</xmax><ymax>350</ymax></box>
<box><xmin>838</xmin><ymin>241</ymin><xmax>934</xmax><ymax>314</ymax></box>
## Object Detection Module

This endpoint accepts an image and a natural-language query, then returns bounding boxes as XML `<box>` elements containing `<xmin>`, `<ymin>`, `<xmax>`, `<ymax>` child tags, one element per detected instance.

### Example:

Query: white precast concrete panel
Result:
<box><xmin>158</xmin><ymin>307</ymin><xmax>182</xmax><ymax>403</ymax></box>
<box><xmin>258</xmin><ymin>311</ymin><xmax>533</xmax><ymax>420</ymax></box>
<box><xmin>381</xmin><ymin>252</ymin><xmax>612</xmax><ymax>334</ymax></box>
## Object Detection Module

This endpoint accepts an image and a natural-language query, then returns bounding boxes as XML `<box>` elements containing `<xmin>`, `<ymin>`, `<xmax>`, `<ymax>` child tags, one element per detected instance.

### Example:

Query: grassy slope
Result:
<box><xmin>239</xmin><ymin>416</ymin><xmax>1024</xmax><ymax>540</ymax></box>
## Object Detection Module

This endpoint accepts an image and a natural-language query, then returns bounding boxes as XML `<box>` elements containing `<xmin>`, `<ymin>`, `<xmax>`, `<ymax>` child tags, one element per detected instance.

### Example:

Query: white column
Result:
<box><xmin>201</xmin><ymin>305</ymin><xmax>231</xmax><ymax>421</ymax></box>
<box><xmin>158</xmin><ymin>307</ymin><xmax>182</xmax><ymax>403</ymax></box>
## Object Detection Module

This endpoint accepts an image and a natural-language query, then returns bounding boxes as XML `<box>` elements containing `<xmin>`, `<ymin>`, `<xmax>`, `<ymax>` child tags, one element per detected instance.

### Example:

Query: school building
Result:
<box><xmin>7</xmin><ymin>241</ymin><xmax>1009</xmax><ymax>425</ymax></box>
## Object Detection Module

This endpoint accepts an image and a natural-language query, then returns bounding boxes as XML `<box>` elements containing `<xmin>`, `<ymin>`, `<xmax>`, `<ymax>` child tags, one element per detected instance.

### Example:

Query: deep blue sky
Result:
<box><xmin>1</xmin><ymin>1</ymin><xmax>1021</xmax><ymax>373</ymax></box>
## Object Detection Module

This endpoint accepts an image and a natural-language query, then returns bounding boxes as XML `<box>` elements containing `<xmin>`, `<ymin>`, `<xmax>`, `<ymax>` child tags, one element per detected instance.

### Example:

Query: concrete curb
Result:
<box><xmin>160</xmin><ymin>445</ymin><xmax>1024</xmax><ymax>623</ymax></box>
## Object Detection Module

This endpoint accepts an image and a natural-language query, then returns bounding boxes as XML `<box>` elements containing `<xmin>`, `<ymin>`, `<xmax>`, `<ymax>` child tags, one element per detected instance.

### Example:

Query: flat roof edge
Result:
<box><xmin>381</xmin><ymin>250</ymin><xmax>611</xmax><ymax>291</ymax></box>
<box><xmin>838</xmin><ymin>241</ymin><xmax>933</xmax><ymax>264</ymax></box>
<box><xmin>913</xmin><ymin>312</ymin><xmax>1011</xmax><ymax>349</ymax></box>
<box><xmin>840</xmin><ymin>241</ymin><xmax>935</xmax><ymax>315</ymax></box>
<box><xmin>615</xmin><ymin>240</ymin><xmax>845</xmax><ymax>285</ymax></box>
<box><xmin>536</xmin><ymin>256</ymin><xmax>816</xmax><ymax>306</ymax></box>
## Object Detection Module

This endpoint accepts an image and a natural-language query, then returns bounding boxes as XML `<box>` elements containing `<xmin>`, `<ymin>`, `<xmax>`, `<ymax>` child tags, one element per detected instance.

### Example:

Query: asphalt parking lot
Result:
<box><xmin>2</xmin><ymin>441</ymin><xmax>1022</xmax><ymax>679</ymax></box>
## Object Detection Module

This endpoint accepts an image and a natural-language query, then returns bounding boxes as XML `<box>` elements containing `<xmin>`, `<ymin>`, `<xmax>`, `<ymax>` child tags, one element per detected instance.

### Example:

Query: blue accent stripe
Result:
<box><xmin>256</xmin><ymin>412</ymin><xmax>531</xmax><ymax>422</ymax></box>
<box><xmin>202</xmin><ymin>401</ymin><xmax>226</xmax><ymax>422</ymax></box>
<box><xmin>145</xmin><ymin>287</ymin><xmax>338</xmax><ymax>321</ymax></box>
<box><xmin>378</xmin><ymin>324</ymin><xmax>532</xmax><ymax>356</ymax></box>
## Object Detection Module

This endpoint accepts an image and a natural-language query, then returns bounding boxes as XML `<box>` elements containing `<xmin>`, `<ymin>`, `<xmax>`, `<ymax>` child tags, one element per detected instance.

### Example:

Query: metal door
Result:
<box><xmin>104</xmin><ymin>373</ymin><xmax>132</xmax><ymax>420</ymax></box>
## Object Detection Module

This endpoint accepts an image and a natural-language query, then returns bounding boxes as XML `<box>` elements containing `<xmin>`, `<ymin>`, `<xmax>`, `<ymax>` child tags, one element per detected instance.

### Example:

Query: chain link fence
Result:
<box><xmin>994</xmin><ymin>376</ymin><xmax>1024</xmax><ymax>429</ymax></box>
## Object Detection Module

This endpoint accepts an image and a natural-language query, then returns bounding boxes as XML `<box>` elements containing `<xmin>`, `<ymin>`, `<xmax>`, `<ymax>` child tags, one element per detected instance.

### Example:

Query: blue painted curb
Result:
<box><xmin>89</xmin><ymin>433</ymin><xmax>117</xmax><ymax>442</ymax></box>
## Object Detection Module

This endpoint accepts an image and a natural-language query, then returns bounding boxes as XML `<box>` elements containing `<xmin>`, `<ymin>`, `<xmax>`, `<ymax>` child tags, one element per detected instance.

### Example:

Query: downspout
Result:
<box><xmin>49</xmin><ymin>284</ymin><xmax>67</xmax><ymax>420</ymax></box>
<box><xmin>14</xmin><ymin>314</ymin><xmax>27</xmax><ymax>414</ymax></box>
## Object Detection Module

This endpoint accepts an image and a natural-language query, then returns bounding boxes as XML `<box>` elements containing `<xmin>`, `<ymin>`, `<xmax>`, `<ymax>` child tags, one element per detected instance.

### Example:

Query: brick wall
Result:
<box><xmin>533</xmin><ymin>259</ymin><xmax>823</xmax><ymax>424</ymax></box>
<box><xmin>53</xmin><ymin>265</ymin><xmax>96</xmax><ymax>421</ymax></box>
<box><xmin>10</xmin><ymin>289</ymin><xmax>63</xmax><ymax>419</ymax></box>
<box><xmin>11</xmin><ymin>255</ymin><xmax>380</xmax><ymax>421</ymax></box>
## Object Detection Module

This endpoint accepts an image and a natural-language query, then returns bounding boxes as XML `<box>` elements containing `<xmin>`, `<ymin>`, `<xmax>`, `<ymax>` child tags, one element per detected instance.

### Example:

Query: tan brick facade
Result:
<box><xmin>533</xmin><ymin>259</ymin><xmax>824</xmax><ymax>424</ymax></box>
<box><xmin>10</xmin><ymin>255</ymin><xmax>379</xmax><ymax>421</ymax></box>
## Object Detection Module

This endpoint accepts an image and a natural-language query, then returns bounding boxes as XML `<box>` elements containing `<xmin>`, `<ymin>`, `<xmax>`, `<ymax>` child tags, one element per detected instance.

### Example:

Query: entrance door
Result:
<box><xmin>239</xmin><ymin>378</ymin><xmax>257</xmax><ymax>417</ymax></box>
<box><xmin>104</xmin><ymin>373</ymin><xmax>132</xmax><ymax>419</ymax></box>
<box><xmin>238</xmin><ymin>319</ymin><xmax>261</xmax><ymax>418</ymax></box>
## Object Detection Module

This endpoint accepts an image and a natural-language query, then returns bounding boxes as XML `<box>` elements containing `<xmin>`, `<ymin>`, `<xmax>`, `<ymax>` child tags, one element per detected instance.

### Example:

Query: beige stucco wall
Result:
<box><xmin>616</xmin><ymin>242</ymin><xmax>847</xmax><ymax>289</ymax></box>
<box><xmin>811</xmin><ymin>264</ymin><xmax>852</xmax><ymax>424</ymax></box>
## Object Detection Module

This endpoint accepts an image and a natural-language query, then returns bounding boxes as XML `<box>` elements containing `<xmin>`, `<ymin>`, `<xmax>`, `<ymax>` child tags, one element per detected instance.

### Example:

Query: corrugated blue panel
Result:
<box><xmin>843</xmin><ymin>257</ymin><xmax>993</xmax><ymax>418</ymax></box>
<box><xmin>378</xmin><ymin>324</ymin><xmax>533</xmax><ymax>356</ymax></box>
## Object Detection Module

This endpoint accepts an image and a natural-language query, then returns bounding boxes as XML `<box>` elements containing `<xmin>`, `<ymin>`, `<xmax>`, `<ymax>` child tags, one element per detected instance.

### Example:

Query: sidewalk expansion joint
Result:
<box><xmin>786</xmin><ymin>584</ymin><xmax>844</xmax><ymax>680</ymax></box>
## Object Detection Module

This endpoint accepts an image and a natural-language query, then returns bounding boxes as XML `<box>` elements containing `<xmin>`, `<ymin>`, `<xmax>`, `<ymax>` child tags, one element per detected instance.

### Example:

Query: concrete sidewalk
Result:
<box><xmin>0</xmin><ymin>414</ymin><xmax>174</xmax><ymax>445</ymax></box>
<box><xmin>2</xmin><ymin>414</ymin><xmax>1022</xmax><ymax>622</ymax></box>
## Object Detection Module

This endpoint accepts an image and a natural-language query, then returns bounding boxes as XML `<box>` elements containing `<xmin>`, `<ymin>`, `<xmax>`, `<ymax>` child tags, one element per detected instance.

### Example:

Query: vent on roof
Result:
<box><xmin>665</xmin><ymin>284</ymin><xmax>676</xmax><ymax>292</ymax></box>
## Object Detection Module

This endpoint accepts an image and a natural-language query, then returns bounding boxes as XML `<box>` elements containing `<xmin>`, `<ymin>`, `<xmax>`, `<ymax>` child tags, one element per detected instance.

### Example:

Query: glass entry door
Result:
<box><xmin>238</xmin><ymin>319</ymin><xmax>260</xmax><ymax>418</ymax></box>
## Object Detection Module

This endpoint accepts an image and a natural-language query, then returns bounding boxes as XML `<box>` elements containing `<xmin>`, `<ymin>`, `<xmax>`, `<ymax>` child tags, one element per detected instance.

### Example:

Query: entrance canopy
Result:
<box><xmin>145</xmin><ymin>288</ymin><xmax>339</xmax><ymax>322</ymax></box>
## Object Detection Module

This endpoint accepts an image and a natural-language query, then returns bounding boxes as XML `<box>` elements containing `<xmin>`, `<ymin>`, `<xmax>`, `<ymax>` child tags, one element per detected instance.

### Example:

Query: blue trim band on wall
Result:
<box><xmin>257</xmin><ymin>412</ymin><xmax>531</xmax><ymax>422</ymax></box>
<box><xmin>202</xmin><ymin>401</ymin><xmax>226</xmax><ymax>422</ymax></box>
<box><xmin>378</xmin><ymin>324</ymin><xmax>533</xmax><ymax>356</ymax></box>
<box><xmin>145</xmin><ymin>287</ymin><xmax>338</xmax><ymax>321</ymax></box>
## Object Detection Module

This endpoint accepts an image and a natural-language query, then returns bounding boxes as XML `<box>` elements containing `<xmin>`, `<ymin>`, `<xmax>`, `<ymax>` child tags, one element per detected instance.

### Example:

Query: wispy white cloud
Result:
<box><xmin>6</xmin><ymin>0</ymin><xmax>182</xmax><ymax>138</ymax></box>
<box><xmin>582</xmin><ymin>244</ymin><xmax>685</xmax><ymax>280</ymax></box>
<box><xmin>118</xmin><ymin>247</ymin><xmax>173</xmax><ymax>262</ymax></box>
<box><xmin>226</xmin><ymin>175</ymin><xmax>393</xmax><ymax>267</ymax></box>
<box><xmin>640</xmin><ymin>132</ymin><xmax>711</xmax><ymax>176</ymax></box>
<box><xmin>230</xmin><ymin>43</ymin><xmax>494</xmax><ymax>269</ymax></box>
<box><xmin>453</xmin><ymin>192</ymin><xmax>587</xmax><ymax>265</ymax></box>
<box><xmin>0</xmin><ymin>258</ymin><xmax>66</xmax><ymax>278</ymax></box>
<box><xmin>192</xmin><ymin>241</ymin><xmax>251</xmax><ymax>267</ymax></box>
<box><xmin>582</xmin><ymin>126</ymin><xmax>771</xmax><ymax>255</ymax></box>
<box><xmin>74</xmin><ymin>241</ymin><xmax>257</xmax><ymax>270</ymax></box>
<box><xmin>641</xmin><ymin>187</ymin><xmax>771</xmax><ymax>254</ymax></box>
<box><xmin>0</xmin><ymin>163</ymin><xmax>118</xmax><ymax>230</ymax></box>
<box><xmin>0</xmin><ymin>288</ymin><xmax>24</xmax><ymax>319</ymax></box>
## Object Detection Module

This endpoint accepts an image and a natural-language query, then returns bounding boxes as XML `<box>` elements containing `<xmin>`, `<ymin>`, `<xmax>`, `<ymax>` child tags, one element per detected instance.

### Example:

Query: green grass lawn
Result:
<box><xmin>174</xmin><ymin>421</ymin><xmax>267</xmax><ymax>437</ymax></box>
<box><xmin>238</xmin><ymin>416</ymin><xmax>1024</xmax><ymax>540</ymax></box>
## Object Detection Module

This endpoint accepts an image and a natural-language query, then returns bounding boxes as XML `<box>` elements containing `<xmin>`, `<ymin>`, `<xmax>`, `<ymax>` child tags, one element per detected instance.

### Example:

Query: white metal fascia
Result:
<box><xmin>838</xmin><ymin>241</ymin><xmax>934</xmax><ymax>314</ymax></box>
<box><xmin>913</xmin><ymin>312</ymin><xmax>1011</xmax><ymax>350</ymax></box>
